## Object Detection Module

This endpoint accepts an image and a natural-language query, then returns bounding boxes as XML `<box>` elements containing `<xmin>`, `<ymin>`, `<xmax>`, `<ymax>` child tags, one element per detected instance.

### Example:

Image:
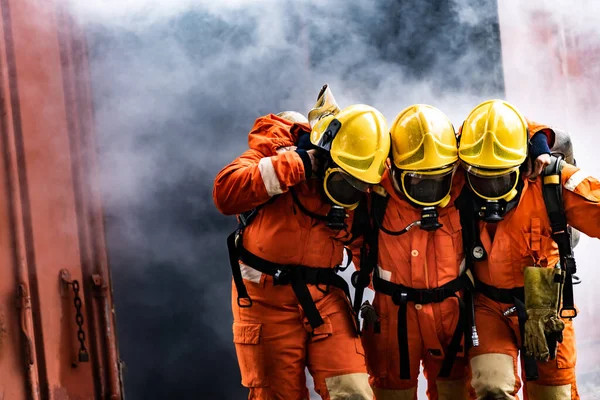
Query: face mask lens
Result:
<box><xmin>325</xmin><ymin>170</ymin><xmax>366</xmax><ymax>207</ymax></box>
<box><xmin>401</xmin><ymin>170</ymin><xmax>453</xmax><ymax>205</ymax></box>
<box><xmin>467</xmin><ymin>170</ymin><xmax>517</xmax><ymax>199</ymax></box>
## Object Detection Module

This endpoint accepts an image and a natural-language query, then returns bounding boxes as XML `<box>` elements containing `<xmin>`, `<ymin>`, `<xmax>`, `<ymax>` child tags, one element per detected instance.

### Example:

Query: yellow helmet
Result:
<box><xmin>459</xmin><ymin>100</ymin><xmax>529</xmax><ymax>202</ymax></box>
<box><xmin>311</xmin><ymin>104</ymin><xmax>390</xmax><ymax>185</ymax></box>
<box><xmin>391</xmin><ymin>104</ymin><xmax>457</xmax><ymax>170</ymax></box>
<box><xmin>389</xmin><ymin>105</ymin><xmax>457</xmax><ymax>207</ymax></box>
<box><xmin>310</xmin><ymin>103</ymin><xmax>390</xmax><ymax>209</ymax></box>
<box><xmin>459</xmin><ymin>100</ymin><xmax>528</xmax><ymax>170</ymax></box>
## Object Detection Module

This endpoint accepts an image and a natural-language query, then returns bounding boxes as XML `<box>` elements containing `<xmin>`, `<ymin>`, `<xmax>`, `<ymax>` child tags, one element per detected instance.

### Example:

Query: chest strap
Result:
<box><xmin>475</xmin><ymin>279</ymin><xmax>539</xmax><ymax>381</ymax></box>
<box><xmin>373</xmin><ymin>273</ymin><xmax>473</xmax><ymax>380</ymax></box>
<box><xmin>229</xmin><ymin>233</ymin><xmax>354</xmax><ymax>331</ymax></box>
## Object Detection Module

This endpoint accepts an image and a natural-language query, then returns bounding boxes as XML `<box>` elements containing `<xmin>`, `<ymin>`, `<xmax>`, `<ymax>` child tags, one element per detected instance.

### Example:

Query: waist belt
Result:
<box><xmin>227</xmin><ymin>230</ymin><xmax>354</xmax><ymax>331</ymax></box>
<box><xmin>373</xmin><ymin>273</ymin><xmax>473</xmax><ymax>380</ymax></box>
<box><xmin>475</xmin><ymin>279</ymin><xmax>538</xmax><ymax>381</ymax></box>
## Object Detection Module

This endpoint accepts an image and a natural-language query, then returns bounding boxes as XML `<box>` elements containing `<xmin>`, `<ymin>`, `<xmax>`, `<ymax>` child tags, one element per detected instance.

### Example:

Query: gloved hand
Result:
<box><xmin>524</xmin><ymin>132</ymin><xmax>552</xmax><ymax>179</ymax></box>
<box><xmin>296</xmin><ymin>132</ymin><xmax>327</xmax><ymax>179</ymax></box>
<box><xmin>360</xmin><ymin>300</ymin><xmax>380</xmax><ymax>333</ymax></box>
<box><xmin>297</xmin><ymin>132</ymin><xmax>317</xmax><ymax>151</ymax></box>
<box><xmin>524</xmin><ymin>267</ymin><xmax>565</xmax><ymax>361</ymax></box>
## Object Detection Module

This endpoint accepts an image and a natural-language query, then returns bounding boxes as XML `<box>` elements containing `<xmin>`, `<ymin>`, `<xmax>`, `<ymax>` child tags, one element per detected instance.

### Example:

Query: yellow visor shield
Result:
<box><xmin>463</xmin><ymin>162</ymin><xmax>520</xmax><ymax>201</ymax></box>
<box><xmin>399</xmin><ymin>165</ymin><xmax>456</xmax><ymax>207</ymax></box>
<box><xmin>324</xmin><ymin>167</ymin><xmax>369</xmax><ymax>210</ymax></box>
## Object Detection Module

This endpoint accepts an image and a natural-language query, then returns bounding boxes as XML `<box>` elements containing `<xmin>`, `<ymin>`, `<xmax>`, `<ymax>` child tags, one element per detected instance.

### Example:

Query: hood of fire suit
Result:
<box><xmin>248</xmin><ymin>113</ymin><xmax>311</xmax><ymax>156</ymax></box>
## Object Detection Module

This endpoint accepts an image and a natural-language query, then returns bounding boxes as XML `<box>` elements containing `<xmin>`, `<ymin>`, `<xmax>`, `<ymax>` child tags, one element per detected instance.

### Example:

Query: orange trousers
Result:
<box><xmin>231</xmin><ymin>272</ymin><xmax>372</xmax><ymax>400</ymax></box>
<box><xmin>469</xmin><ymin>294</ymin><xmax>578</xmax><ymax>400</ymax></box>
<box><xmin>362</xmin><ymin>295</ymin><xmax>469</xmax><ymax>400</ymax></box>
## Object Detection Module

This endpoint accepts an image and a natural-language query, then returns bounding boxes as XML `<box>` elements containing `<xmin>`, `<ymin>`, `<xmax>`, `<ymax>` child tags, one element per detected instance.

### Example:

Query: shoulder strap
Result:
<box><xmin>344</xmin><ymin>196</ymin><xmax>370</xmax><ymax>245</ymax></box>
<box><xmin>455</xmin><ymin>187</ymin><xmax>487</xmax><ymax>265</ymax></box>
<box><xmin>541</xmin><ymin>155</ymin><xmax>577</xmax><ymax>318</ymax></box>
<box><xmin>542</xmin><ymin>156</ymin><xmax>568</xmax><ymax>235</ymax></box>
<box><xmin>350</xmin><ymin>193</ymin><xmax>388</xmax><ymax>314</ymax></box>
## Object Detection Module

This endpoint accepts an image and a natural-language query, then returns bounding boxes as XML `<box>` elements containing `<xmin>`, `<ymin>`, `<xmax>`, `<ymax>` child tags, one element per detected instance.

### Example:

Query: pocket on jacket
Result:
<box><xmin>233</xmin><ymin>322</ymin><xmax>269</xmax><ymax>387</ymax></box>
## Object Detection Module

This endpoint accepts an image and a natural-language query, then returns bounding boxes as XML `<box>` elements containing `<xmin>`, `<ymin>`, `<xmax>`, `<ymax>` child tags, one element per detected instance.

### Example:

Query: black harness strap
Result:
<box><xmin>541</xmin><ymin>156</ymin><xmax>577</xmax><ymax>319</ymax></box>
<box><xmin>351</xmin><ymin>193</ymin><xmax>388</xmax><ymax>314</ymax></box>
<box><xmin>344</xmin><ymin>197</ymin><xmax>370</xmax><ymax>246</ymax></box>
<box><xmin>374</xmin><ymin>273</ymin><xmax>473</xmax><ymax>379</ymax></box>
<box><xmin>228</xmin><ymin>199</ymin><xmax>277</xmax><ymax>308</ymax></box>
<box><xmin>475</xmin><ymin>279</ymin><xmax>539</xmax><ymax>381</ymax></box>
<box><xmin>239</xmin><ymin>245</ymin><xmax>354</xmax><ymax>330</ymax></box>
<box><xmin>455</xmin><ymin>189</ymin><xmax>480</xmax><ymax>351</ymax></box>
<box><xmin>228</xmin><ymin>231</ymin><xmax>252</xmax><ymax>307</ymax></box>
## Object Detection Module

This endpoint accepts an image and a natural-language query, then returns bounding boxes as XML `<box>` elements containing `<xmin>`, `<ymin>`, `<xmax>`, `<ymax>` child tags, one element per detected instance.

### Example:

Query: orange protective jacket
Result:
<box><xmin>474</xmin><ymin>162</ymin><xmax>600</xmax><ymax>288</ymax></box>
<box><xmin>473</xmin><ymin>122</ymin><xmax>599</xmax><ymax>289</ymax></box>
<box><xmin>373</xmin><ymin>171</ymin><xmax>466</xmax><ymax>348</ymax></box>
<box><xmin>213</xmin><ymin>114</ymin><xmax>352</xmax><ymax>269</ymax></box>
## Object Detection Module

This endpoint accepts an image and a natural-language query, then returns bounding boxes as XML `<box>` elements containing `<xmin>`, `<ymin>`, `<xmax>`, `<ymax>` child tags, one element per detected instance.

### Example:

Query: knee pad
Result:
<box><xmin>470</xmin><ymin>354</ymin><xmax>517</xmax><ymax>399</ymax></box>
<box><xmin>526</xmin><ymin>382</ymin><xmax>572</xmax><ymax>400</ymax></box>
<box><xmin>323</xmin><ymin>373</ymin><xmax>373</xmax><ymax>400</ymax></box>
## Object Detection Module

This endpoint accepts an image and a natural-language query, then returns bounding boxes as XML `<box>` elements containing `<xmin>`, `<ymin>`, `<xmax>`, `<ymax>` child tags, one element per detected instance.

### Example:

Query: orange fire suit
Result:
<box><xmin>468</xmin><ymin>153</ymin><xmax>600</xmax><ymax>397</ymax></box>
<box><xmin>361</xmin><ymin>170</ymin><xmax>470</xmax><ymax>400</ymax></box>
<box><xmin>213</xmin><ymin>114</ymin><xmax>372</xmax><ymax>400</ymax></box>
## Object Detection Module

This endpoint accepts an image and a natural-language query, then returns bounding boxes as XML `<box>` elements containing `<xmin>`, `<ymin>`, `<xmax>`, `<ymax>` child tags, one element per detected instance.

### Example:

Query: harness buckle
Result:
<box><xmin>559</xmin><ymin>306</ymin><xmax>577</xmax><ymax>319</ymax></box>
<box><xmin>237</xmin><ymin>296</ymin><xmax>253</xmax><ymax>308</ymax></box>
<box><xmin>239</xmin><ymin>209</ymin><xmax>258</xmax><ymax>228</ymax></box>
<box><xmin>273</xmin><ymin>268</ymin><xmax>291</xmax><ymax>286</ymax></box>
<box><xmin>392</xmin><ymin>291</ymin><xmax>408</xmax><ymax>306</ymax></box>
<box><xmin>564</xmin><ymin>256</ymin><xmax>577</xmax><ymax>275</ymax></box>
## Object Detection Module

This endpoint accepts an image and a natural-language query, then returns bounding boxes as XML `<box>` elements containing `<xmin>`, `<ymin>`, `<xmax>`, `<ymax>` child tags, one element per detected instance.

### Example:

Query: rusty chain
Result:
<box><xmin>70</xmin><ymin>280</ymin><xmax>89</xmax><ymax>362</ymax></box>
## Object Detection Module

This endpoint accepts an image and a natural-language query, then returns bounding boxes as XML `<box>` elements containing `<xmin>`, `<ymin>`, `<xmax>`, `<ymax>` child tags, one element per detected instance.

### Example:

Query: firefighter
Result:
<box><xmin>457</xmin><ymin>99</ymin><xmax>600</xmax><ymax>399</ymax></box>
<box><xmin>354</xmin><ymin>105</ymin><xmax>476</xmax><ymax>400</ymax></box>
<box><xmin>213</xmin><ymin>85</ymin><xmax>390</xmax><ymax>400</ymax></box>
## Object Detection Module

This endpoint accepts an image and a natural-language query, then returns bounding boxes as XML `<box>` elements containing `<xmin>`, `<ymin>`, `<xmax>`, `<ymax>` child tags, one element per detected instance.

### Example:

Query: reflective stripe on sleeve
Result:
<box><xmin>564</xmin><ymin>170</ymin><xmax>588</xmax><ymax>192</ymax></box>
<box><xmin>258</xmin><ymin>157</ymin><xmax>284</xmax><ymax>196</ymax></box>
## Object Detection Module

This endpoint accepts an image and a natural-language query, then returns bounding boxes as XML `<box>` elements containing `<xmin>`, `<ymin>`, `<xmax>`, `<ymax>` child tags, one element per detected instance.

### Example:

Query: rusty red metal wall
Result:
<box><xmin>0</xmin><ymin>0</ymin><xmax>122</xmax><ymax>398</ymax></box>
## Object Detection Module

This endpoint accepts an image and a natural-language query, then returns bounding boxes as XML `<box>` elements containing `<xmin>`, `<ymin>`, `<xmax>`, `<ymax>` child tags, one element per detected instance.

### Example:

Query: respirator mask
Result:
<box><xmin>391</xmin><ymin>165</ymin><xmax>456</xmax><ymax>231</ymax></box>
<box><xmin>463</xmin><ymin>162</ymin><xmax>520</xmax><ymax>222</ymax></box>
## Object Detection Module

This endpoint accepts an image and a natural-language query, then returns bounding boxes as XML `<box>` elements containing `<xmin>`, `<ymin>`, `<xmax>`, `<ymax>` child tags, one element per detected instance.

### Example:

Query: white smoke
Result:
<box><xmin>498</xmin><ymin>0</ymin><xmax>600</xmax><ymax>396</ymax></box>
<box><xmin>66</xmin><ymin>0</ymin><xmax>598</xmax><ymax>398</ymax></box>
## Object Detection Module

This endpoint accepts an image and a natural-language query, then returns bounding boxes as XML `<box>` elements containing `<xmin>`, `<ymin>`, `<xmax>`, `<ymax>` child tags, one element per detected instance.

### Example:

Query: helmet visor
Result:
<box><xmin>465</xmin><ymin>165</ymin><xmax>519</xmax><ymax>200</ymax></box>
<box><xmin>324</xmin><ymin>168</ymin><xmax>368</xmax><ymax>209</ymax></box>
<box><xmin>400</xmin><ymin>167</ymin><xmax>455</xmax><ymax>206</ymax></box>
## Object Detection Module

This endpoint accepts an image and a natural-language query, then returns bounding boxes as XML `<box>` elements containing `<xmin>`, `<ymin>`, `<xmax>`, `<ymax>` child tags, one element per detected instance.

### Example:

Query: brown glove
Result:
<box><xmin>523</xmin><ymin>267</ymin><xmax>565</xmax><ymax>361</ymax></box>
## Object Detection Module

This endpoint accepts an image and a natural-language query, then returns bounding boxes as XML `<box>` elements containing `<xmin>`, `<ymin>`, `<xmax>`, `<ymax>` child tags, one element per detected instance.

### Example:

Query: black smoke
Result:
<box><xmin>82</xmin><ymin>0</ymin><xmax>503</xmax><ymax>398</ymax></box>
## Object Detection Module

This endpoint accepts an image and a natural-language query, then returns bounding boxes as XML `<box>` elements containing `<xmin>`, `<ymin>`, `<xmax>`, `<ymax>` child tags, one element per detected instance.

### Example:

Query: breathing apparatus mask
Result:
<box><xmin>296</xmin><ymin>118</ymin><xmax>369</xmax><ymax>229</ymax></box>
<box><xmin>316</xmin><ymin>119</ymin><xmax>369</xmax><ymax>228</ymax></box>
<box><xmin>306</xmin><ymin>85</ymin><xmax>390</xmax><ymax>228</ymax></box>
<box><xmin>391</xmin><ymin>164</ymin><xmax>457</xmax><ymax>232</ymax></box>
<box><xmin>462</xmin><ymin>161</ymin><xmax>521</xmax><ymax>222</ymax></box>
